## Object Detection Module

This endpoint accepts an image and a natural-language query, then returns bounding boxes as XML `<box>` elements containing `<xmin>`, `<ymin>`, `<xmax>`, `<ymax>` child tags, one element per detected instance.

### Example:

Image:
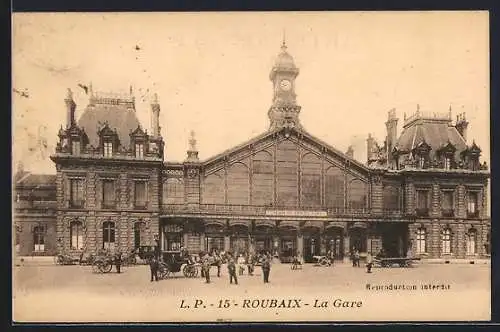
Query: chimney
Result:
<box><xmin>150</xmin><ymin>93</ymin><xmax>161</xmax><ymax>137</ymax></box>
<box><xmin>366</xmin><ymin>133</ymin><xmax>374</xmax><ymax>164</ymax></box>
<box><xmin>455</xmin><ymin>111</ymin><xmax>469</xmax><ymax>142</ymax></box>
<box><xmin>65</xmin><ymin>88</ymin><xmax>76</xmax><ymax>128</ymax></box>
<box><xmin>385</xmin><ymin>108</ymin><xmax>398</xmax><ymax>163</ymax></box>
<box><xmin>186</xmin><ymin>130</ymin><xmax>199</xmax><ymax>162</ymax></box>
<box><xmin>346</xmin><ymin>145</ymin><xmax>354</xmax><ymax>159</ymax></box>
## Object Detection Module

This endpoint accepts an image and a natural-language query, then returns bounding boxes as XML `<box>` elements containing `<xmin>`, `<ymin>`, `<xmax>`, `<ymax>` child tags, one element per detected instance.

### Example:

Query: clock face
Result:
<box><xmin>280</xmin><ymin>79</ymin><xmax>291</xmax><ymax>91</ymax></box>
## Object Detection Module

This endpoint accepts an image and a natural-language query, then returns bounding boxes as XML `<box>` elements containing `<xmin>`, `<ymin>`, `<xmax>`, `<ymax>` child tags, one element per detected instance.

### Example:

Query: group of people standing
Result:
<box><xmin>200</xmin><ymin>250</ymin><xmax>272</xmax><ymax>285</ymax></box>
<box><xmin>350</xmin><ymin>247</ymin><xmax>374</xmax><ymax>273</ymax></box>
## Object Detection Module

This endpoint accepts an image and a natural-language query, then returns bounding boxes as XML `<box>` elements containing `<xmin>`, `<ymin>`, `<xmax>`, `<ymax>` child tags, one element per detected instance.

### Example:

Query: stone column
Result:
<box><xmin>343</xmin><ymin>233</ymin><xmax>350</xmax><ymax>263</ymax></box>
<box><xmin>224</xmin><ymin>236</ymin><xmax>230</xmax><ymax>252</ymax></box>
<box><xmin>272</xmin><ymin>235</ymin><xmax>279</xmax><ymax>257</ymax></box>
<box><xmin>297</xmin><ymin>234</ymin><xmax>304</xmax><ymax>261</ymax></box>
<box><xmin>183</xmin><ymin>233</ymin><xmax>188</xmax><ymax>249</ymax></box>
<box><xmin>200</xmin><ymin>233</ymin><xmax>206</xmax><ymax>252</ymax></box>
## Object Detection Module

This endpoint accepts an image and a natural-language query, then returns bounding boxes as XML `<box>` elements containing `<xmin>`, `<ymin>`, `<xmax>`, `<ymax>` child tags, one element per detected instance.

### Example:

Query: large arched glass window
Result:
<box><xmin>416</xmin><ymin>228</ymin><xmax>426</xmax><ymax>254</ymax></box>
<box><xmin>441</xmin><ymin>228</ymin><xmax>452</xmax><ymax>254</ymax></box>
<box><xmin>70</xmin><ymin>221</ymin><xmax>84</xmax><ymax>250</ymax></box>
<box><xmin>103</xmin><ymin>221</ymin><xmax>115</xmax><ymax>250</ymax></box>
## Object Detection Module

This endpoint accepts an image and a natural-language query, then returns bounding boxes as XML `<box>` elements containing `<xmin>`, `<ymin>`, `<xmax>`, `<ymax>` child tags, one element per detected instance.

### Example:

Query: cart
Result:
<box><xmin>54</xmin><ymin>252</ymin><xmax>80</xmax><ymax>265</ymax></box>
<box><xmin>91</xmin><ymin>254</ymin><xmax>115</xmax><ymax>273</ymax></box>
<box><xmin>158</xmin><ymin>251</ymin><xmax>200</xmax><ymax>279</ymax></box>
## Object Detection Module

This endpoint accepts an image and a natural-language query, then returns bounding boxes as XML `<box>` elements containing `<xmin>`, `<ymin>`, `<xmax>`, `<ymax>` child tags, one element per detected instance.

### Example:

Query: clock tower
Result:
<box><xmin>268</xmin><ymin>39</ymin><xmax>302</xmax><ymax>131</ymax></box>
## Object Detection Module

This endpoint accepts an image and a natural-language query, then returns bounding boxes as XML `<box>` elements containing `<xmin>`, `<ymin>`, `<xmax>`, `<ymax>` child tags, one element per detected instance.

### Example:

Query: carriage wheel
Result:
<box><xmin>99</xmin><ymin>262</ymin><xmax>113</xmax><ymax>273</ymax></box>
<box><xmin>319</xmin><ymin>258</ymin><xmax>328</xmax><ymax>267</ymax></box>
<box><xmin>183</xmin><ymin>265</ymin><xmax>194</xmax><ymax>278</ymax></box>
<box><xmin>159</xmin><ymin>265</ymin><xmax>170</xmax><ymax>279</ymax></box>
<box><xmin>129</xmin><ymin>256</ymin><xmax>137</xmax><ymax>265</ymax></box>
<box><xmin>54</xmin><ymin>255</ymin><xmax>63</xmax><ymax>265</ymax></box>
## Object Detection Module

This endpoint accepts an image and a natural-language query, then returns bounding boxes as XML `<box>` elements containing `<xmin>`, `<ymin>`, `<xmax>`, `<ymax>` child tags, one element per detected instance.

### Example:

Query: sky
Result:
<box><xmin>12</xmin><ymin>11</ymin><xmax>490</xmax><ymax>175</ymax></box>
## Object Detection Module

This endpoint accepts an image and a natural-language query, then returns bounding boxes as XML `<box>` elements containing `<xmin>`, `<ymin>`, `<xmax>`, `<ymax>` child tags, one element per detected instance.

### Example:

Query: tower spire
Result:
<box><xmin>281</xmin><ymin>29</ymin><xmax>287</xmax><ymax>51</ymax></box>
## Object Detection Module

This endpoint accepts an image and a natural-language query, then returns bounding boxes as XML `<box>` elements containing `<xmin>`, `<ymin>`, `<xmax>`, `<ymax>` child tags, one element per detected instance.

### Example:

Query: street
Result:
<box><xmin>13</xmin><ymin>261</ymin><xmax>491</xmax><ymax>322</ymax></box>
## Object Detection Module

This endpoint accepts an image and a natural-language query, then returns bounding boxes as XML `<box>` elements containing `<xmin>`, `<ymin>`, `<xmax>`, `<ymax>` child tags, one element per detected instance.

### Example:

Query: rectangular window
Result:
<box><xmin>70</xmin><ymin>222</ymin><xmax>84</xmax><ymax>250</ymax></box>
<box><xmin>416</xmin><ymin>228</ymin><xmax>426</xmax><ymax>254</ymax></box>
<box><xmin>70</xmin><ymin>179</ymin><xmax>84</xmax><ymax>208</ymax></box>
<box><xmin>441</xmin><ymin>229</ymin><xmax>451</xmax><ymax>254</ymax></box>
<box><xmin>466</xmin><ymin>231</ymin><xmax>476</xmax><ymax>255</ymax></box>
<box><xmin>72</xmin><ymin>140</ymin><xmax>81</xmax><ymax>155</ymax></box>
<box><xmin>442</xmin><ymin>190</ymin><xmax>454</xmax><ymax>217</ymax></box>
<box><xmin>102</xmin><ymin>180</ymin><xmax>116</xmax><ymax>208</ymax></box>
<box><xmin>416</xmin><ymin>190</ymin><xmax>429</xmax><ymax>216</ymax></box>
<box><xmin>467</xmin><ymin>191</ymin><xmax>478</xmax><ymax>217</ymax></box>
<box><xmin>419</xmin><ymin>157</ymin><xmax>425</xmax><ymax>169</ymax></box>
<box><xmin>135</xmin><ymin>143</ymin><xmax>144</xmax><ymax>158</ymax></box>
<box><xmin>33</xmin><ymin>226</ymin><xmax>45</xmax><ymax>252</ymax></box>
<box><xmin>134</xmin><ymin>223</ymin><xmax>142</xmax><ymax>248</ymax></box>
<box><xmin>134</xmin><ymin>181</ymin><xmax>147</xmax><ymax>208</ymax></box>
<box><xmin>103</xmin><ymin>222</ymin><xmax>115</xmax><ymax>250</ymax></box>
<box><xmin>103</xmin><ymin>141</ymin><xmax>113</xmax><ymax>157</ymax></box>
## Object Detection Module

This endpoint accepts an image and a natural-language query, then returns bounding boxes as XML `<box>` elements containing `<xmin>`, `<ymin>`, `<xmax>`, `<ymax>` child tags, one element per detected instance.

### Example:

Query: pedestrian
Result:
<box><xmin>114</xmin><ymin>251</ymin><xmax>122</xmax><ymax>274</ymax></box>
<box><xmin>247</xmin><ymin>253</ymin><xmax>254</xmax><ymax>275</ymax></box>
<box><xmin>354</xmin><ymin>249</ymin><xmax>360</xmax><ymax>267</ymax></box>
<box><xmin>202</xmin><ymin>252</ymin><xmax>211</xmax><ymax>284</ymax></box>
<box><xmin>149</xmin><ymin>256</ymin><xmax>159</xmax><ymax>282</ymax></box>
<box><xmin>262</xmin><ymin>254</ymin><xmax>271</xmax><ymax>283</ymax></box>
<box><xmin>366</xmin><ymin>252</ymin><xmax>373</xmax><ymax>273</ymax></box>
<box><xmin>238</xmin><ymin>254</ymin><xmax>246</xmax><ymax>276</ymax></box>
<box><xmin>227</xmin><ymin>254</ymin><xmax>238</xmax><ymax>284</ymax></box>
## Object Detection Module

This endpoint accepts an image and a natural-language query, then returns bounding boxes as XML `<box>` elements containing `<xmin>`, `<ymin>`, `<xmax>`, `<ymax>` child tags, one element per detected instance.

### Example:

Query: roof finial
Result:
<box><xmin>416</xmin><ymin>103</ymin><xmax>420</xmax><ymax>115</ymax></box>
<box><xmin>281</xmin><ymin>29</ymin><xmax>287</xmax><ymax>52</ymax></box>
<box><xmin>189</xmin><ymin>130</ymin><xmax>197</xmax><ymax>151</ymax></box>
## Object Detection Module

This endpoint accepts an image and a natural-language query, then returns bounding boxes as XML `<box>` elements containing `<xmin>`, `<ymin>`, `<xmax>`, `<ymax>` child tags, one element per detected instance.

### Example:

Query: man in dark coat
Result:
<box><xmin>114</xmin><ymin>251</ymin><xmax>122</xmax><ymax>273</ymax></box>
<box><xmin>261</xmin><ymin>255</ymin><xmax>271</xmax><ymax>283</ymax></box>
<box><xmin>202</xmin><ymin>252</ymin><xmax>211</xmax><ymax>284</ymax></box>
<box><xmin>149</xmin><ymin>256</ymin><xmax>159</xmax><ymax>282</ymax></box>
<box><xmin>227</xmin><ymin>255</ymin><xmax>238</xmax><ymax>285</ymax></box>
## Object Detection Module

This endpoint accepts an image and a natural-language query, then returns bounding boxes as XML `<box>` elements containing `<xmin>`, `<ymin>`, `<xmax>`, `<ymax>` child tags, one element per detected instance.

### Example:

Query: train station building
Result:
<box><xmin>14</xmin><ymin>41</ymin><xmax>490</xmax><ymax>262</ymax></box>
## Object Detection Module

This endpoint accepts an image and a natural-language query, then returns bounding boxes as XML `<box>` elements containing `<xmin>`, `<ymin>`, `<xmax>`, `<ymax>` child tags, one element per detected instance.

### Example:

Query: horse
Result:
<box><xmin>199</xmin><ymin>251</ymin><xmax>226</xmax><ymax>278</ymax></box>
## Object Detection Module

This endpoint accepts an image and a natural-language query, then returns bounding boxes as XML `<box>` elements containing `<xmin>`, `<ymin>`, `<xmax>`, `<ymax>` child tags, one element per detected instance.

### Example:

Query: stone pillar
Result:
<box><xmin>431</xmin><ymin>222</ymin><xmax>440</xmax><ymax>258</ymax></box>
<box><xmin>343</xmin><ymin>233</ymin><xmax>350</xmax><ymax>263</ymax></box>
<box><xmin>200</xmin><ymin>233</ymin><xmax>206</xmax><ymax>252</ymax></box>
<box><xmin>224</xmin><ymin>236</ymin><xmax>230</xmax><ymax>252</ymax></box>
<box><xmin>404</xmin><ymin>181</ymin><xmax>415</xmax><ymax>215</ymax></box>
<box><xmin>297</xmin><ymin>234</ymin><xmax>304</xmax><ymax>262</ymax></box>
<box><xmin>272</xmin><ymin>235</ymin><xmax>279</xmax><ymax>257</ymax></box>
<box><xmin>457</xmin><ymin>185</ymin><xmax>466</xmax><ymax>218</ymax></box>
<box><xmin>320</xmin><ymin>234</ymin><xmax>326</xmax><ymax>256</ymax></box>
<box><xmin>183</xmin><ymin>233</ymin><xmax>188</xmax><ymax>249</ymax></box>
<box><xmin>430</xmin><ymin>183</ymin><xmax>440</xmax><ymax>217</ymax></box>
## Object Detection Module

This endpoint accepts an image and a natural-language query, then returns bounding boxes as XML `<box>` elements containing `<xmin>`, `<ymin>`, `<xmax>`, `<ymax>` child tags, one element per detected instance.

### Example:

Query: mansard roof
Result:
<box><xmin>395</xmin><ymin>117</ymin><xmax>467</xmax><ymax>160</ymax></box>
<box><xmin>202</xmin><ymin>127</ymin><xmax>370</xmax><ymax>173</ymax></box>
<box><xmin>15</xmin><ymin>173</ymin><xmax>56</xmax><ymax>187</ymax></box>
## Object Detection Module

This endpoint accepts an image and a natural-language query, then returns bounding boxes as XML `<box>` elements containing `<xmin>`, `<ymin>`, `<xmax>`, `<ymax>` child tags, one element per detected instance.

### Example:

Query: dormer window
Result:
<box><xmin>71</xmin><ymin>140</ymin><xmax>81</xmax><ymax>155</ymax></box>
<box><xmin>444</xmin><ymin>156</ymin><xmax>451</xmax><ymax>170</ymax></box>
<box><xmin>103</xmin><ymin>141</ymin><xmax>113</xmax><ymax>157</ymax></box>
<box><xmin>135</xmin><ymin>143</ymin><xmax>144</xmax><ymax>158</ymax></box>
<box><xmin>412</xmin><ymin>140</ymin><xmax>431</xmax><ymax>169</ymax></box>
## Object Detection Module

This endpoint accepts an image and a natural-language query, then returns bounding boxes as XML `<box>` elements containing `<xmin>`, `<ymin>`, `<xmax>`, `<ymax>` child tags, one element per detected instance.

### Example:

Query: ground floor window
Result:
<box><xmin>280</xmin><ymin>237</ymin><xmax>296</xmax><ymax>258</ymax></box>
<box><xmin>441</xmin><ymin>228</ymin><xmax>452</xmax><ymax>255</ymax></box>
<box><xmin>350</xmin><ymin>228</ymin><xmax>367</xmax><ymax>252</ymax></box>
<box><xmin>162</xmin><ymin>224</ymin><xmax>183</xmax><ymax>251</ymax></box>
<box><xmin>134</xmin><ymin>222</ymin><xmax>146</xmax><ymax>249</ymax></box>
<box><xmin>103</xmin><ymin>221</ymin><xmax>115</xmax><ymax>250</ymax></box>
<box><xmin>416</xmin><ymin>228</ymin><xmax>426</xmax><ymax>254</ymax></box>
<box><xmin>70</xmin><ymin>221</ymin><xmax>84</xmax><ymax>250</ymax></box>
<box><xmin>325</xmin><ymin>233</ymin><xmax>344</xmax><ymax>259</ymax></box>
<box><xmin>33</xmin><ymin>225</ymin><xmax>45</xmax><ymax>252</ymax></box>
<box><xmin>205</xmin><ymin>236</ymin><xmax>224</xmax><ymax>253</ymax></box>
<box><xmin>466</xmin><ymin>229</ymin><xmax>476</xmax><ymax>255</ymax></box>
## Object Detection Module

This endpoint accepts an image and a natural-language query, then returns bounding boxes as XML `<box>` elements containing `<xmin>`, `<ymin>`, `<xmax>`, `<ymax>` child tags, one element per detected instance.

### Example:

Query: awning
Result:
<box><xmin>278</xmin><ymin>220</ymin><xmax>300</xmax><ymax>230</ymax></box>
<box><xmin>254</xmin><ymin>220</ymin><xmax>276</xmax><ymax>230</ymax></box>
<box><xmin>302</xmin><ymin>221</ymin><xmax>324</xmax><ymax>230</ymax></box>
<box><xmin>228</xmin><ymin>219</ymin><xmax>251</xmax><ymax>229</ymax></box>
<box><xmin>351</xmin><ymin>222</ymin><xmax>368</xmax><ymax>229</ymax></box>
<box><xmin>325</xmin><ymin>222</ymin><xmax>345</xmax><ymax>231</ymax></box>
<box><xmin>204</xmin><ymin>219</ymin><xmax>226</xmax><ymax>228</ymax></box>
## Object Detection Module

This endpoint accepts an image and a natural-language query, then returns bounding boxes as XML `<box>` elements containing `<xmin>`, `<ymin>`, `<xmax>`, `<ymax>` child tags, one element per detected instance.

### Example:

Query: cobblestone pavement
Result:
<box><xmin>13</xmin><ymin>262</ymin><xmax>490</xmax><ymax>322</ymax></box>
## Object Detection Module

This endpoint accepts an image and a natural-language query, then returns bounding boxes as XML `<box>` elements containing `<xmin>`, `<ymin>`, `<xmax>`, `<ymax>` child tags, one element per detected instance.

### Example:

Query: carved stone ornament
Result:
<box><xmin>187</xmin><ymin>168</ymin><xmax>199</xmax><ymax>178</ymax></box>
<box><xmin>65</xmin><ymin>216</ymin><xmax>87</xmax><ymax>230</ymax></box>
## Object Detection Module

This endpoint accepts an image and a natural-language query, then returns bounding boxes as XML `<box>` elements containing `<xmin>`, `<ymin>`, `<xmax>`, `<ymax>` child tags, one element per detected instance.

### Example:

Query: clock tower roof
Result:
<box><xmin>273</xmin><ymin>40</ymin><xmax>297</xmax><ymax>69</ymax></box>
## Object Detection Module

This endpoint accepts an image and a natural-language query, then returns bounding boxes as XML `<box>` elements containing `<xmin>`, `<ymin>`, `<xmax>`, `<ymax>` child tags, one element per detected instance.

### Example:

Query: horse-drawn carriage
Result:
<box><xmin>91</xmin><ymin>252</ymin><xmax>115</xmax><ymax>273</ymax></box>
<box><xmin>373</xmin><ymin>256</ymin><xmax>420</xmax><ymax>268</ymax></box>
<box><xmin>157</xmin><ymin>251</ymin><xmax>199</xmax><ymax>279</ymax></box>
<box><xmin>313</xmin><ymin>255</ymin><xmax>333</xmax><ymax>267</ymax></box>
<box><xmin>53</xmin><ymin>252</ymin><xmax>81</xmax><ymax>265</ymax></box>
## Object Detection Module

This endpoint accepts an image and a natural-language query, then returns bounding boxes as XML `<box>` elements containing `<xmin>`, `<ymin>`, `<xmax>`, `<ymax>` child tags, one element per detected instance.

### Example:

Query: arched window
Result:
<box><xmin>70</xmin><ymin>221</ymin><xmax>84</xmax><ymax>250</ymax></box>
<box><xmin>466</xmin><ymin>229</ymin><xmax>477</xmax><ymax>255</ymax></box>
<box><xmin>325</xmin><ymin>166</ymin><xmax>344</xmax><ymax>208</ymax></box>
<box><xmin>227</xmin><ymin>163</ymin><xmax>250</xmax><ymax>205</ymax></box>
<box><xmin>252</xmin><ymin>150</ymin><xmax>274</xmax><ymax>206</ymax></box>
<box><xmin>103</xmin><ymin>221</ymin><xmax>115</xmax><ymax>250</ymax></box>
<box><xmin>33</xmin><ymin>225</ymin><xmax>45</xmax><ymax>252</ymax></box>
<box><xmin>441</xmin><ymin>228</ymin><xmax>452</xmax><ymax>255</ymax></box>
<box><xmin>416</xmin><ymin>228</ymin><xmax>426</xmax><ymax>254</ymax></box>
<box><xmin>203</xmin><ymin>172</ymin><xmax>225</xmax><ymax>204</ymax></box>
